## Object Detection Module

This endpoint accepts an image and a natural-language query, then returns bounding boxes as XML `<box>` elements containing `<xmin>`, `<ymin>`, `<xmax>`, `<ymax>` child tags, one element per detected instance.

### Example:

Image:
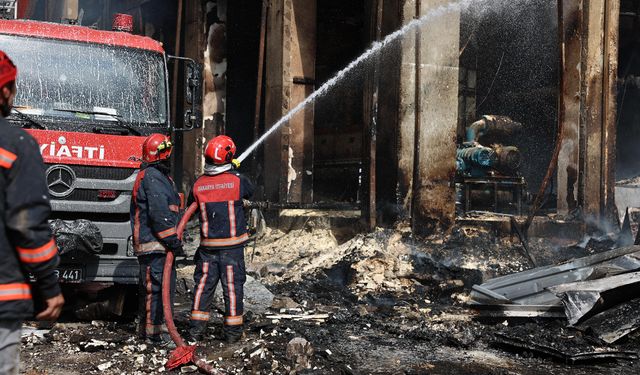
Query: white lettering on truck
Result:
<box><xmin>40</xmin><ymin>142</ymin><xmax>106</xmax><ymax>159</ymax></box>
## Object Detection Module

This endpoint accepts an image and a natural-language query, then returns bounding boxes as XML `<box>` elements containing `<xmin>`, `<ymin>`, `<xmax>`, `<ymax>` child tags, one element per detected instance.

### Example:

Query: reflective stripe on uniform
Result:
<box><xmin>200</xmin><ymin>202</ymin><xmax>209</xmax><ymax>237</ymax></box>
<box><xmin>200</xmin><ymin>233</ymin><xmax>249</xmax><ymax>248</ymax></box>
<box><xmin>156</xmin><ymin>227</ymin><xmax>176</xmax><ymax>239</ymax></box>
<box><xmin>145</xmin><ymin>266</ymin><xmax>153</xmax><ymax>334</ymax></box>
<box><xmin>16</xmin><ymin>238</ymin><xmax>57</xmax><ymax>263</ymax></box>
<box><xmin>191</xmin><ymin>310</ymin><xmax>210</xmax><ymax>321</ymax></box>
<box><xmin>226</xmin><ymin>265</ymin><xmax>236</xmax><ymax>316</ymax></box>
<box><xmin>193</xmin><ymin>262</ymin><xmax>209</xmax><ymax>311</ymax></box>
<box><xmin>0</xmin><ymin>147</ymin><xmax>16</xmax><ymax>169</ymax></box>
<box><xmin>132</xmin><ymin>170</ymin><xmax>146</xmax><ymax>247</ymax></box>
<box><xmin>0</xmin><ymin>283</ymin><xmax>31</xmax><ymax>301</ymax></box>
<box><xmin>224</xmin><ymin>315</ymin><xmax>243</xmax><ymax>326</ymax></box>
<box><xmin>135</xmin><ymin>241</ymin><xmax>166</xmax><ymax>254</ymax></box>
<box><xmin>228</xmin><ymin>201</ymin><xmax>236</xmax><ymax>237</ymax></box>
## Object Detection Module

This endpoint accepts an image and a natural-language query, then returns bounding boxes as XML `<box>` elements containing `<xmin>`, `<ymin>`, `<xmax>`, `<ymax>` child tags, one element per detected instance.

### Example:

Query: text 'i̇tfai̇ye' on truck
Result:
<box><xmin>0</xmin><ymin>14</ymin><xmax>202</xmax><ymax>308</ymax></box>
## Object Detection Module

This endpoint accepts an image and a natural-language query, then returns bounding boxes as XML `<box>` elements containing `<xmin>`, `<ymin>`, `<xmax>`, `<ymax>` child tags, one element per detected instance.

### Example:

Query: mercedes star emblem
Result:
<box><xmin>46</xmin><ymin>165</ymin><xmax>76</xmax><ymax>198</ymax></box>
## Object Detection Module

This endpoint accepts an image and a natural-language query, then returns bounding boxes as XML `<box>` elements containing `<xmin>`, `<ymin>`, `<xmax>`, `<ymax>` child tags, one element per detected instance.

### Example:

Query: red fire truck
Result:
<box><xmin>0</xmin><ymin>18</ymin><xmax>200</xmax><ymax>291</ymax></box>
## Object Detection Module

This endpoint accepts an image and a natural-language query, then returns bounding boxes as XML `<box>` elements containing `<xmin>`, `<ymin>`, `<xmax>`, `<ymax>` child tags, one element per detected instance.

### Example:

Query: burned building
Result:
<box><xmin>7</xmin><ymin>0</ymin><xmax>634</xmax><ymax>237</ymax></box>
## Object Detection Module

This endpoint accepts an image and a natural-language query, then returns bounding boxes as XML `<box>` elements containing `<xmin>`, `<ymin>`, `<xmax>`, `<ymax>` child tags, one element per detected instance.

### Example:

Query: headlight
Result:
<box><xmin>126</xmin><ymin>236</ymin><xmax>135</xmax><ymax>257</ymax></box>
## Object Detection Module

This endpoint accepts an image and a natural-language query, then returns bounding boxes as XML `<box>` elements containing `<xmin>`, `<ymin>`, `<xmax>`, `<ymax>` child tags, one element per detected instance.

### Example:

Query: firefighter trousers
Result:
<box><xmin>189</xmin><ymin>246</ymin><xmax>246</xmax><ymax>337</ymax></box>
<box><xmin>137</xmin><ymin>253</ymin><xmax>176</xmax><ymax>338</ymax></box>
<box><xmin>0</xmin><ymin>320</ymin><xmax>20</xmax><ymax>375</ymax></box>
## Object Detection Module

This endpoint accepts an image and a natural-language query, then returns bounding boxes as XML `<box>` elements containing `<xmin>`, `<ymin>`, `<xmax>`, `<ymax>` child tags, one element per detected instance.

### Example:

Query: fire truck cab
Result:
<box><xmin>0</xmin><ymin>18</ymin><xmax>199</xmax><ymax>287</ymax></box>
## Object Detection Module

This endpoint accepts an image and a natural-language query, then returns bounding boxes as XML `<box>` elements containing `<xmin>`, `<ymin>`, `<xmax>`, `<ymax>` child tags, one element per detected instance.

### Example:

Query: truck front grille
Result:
<box><xmin>59</xmin><ymin>165</ymin><xmax>136</xmax><ymax>180</ymax></box>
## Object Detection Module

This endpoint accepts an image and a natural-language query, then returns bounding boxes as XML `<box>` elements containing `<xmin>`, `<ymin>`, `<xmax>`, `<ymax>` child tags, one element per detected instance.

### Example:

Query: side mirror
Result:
<box><xmin>167</xmin><ymin>56</ymin><xmax>203</xmax><ymax>130</ymax></box>
<box><xmin>184</xmin><ymin>61</ymin><xmax>203</xmax><ymax>130</ymax></box>
<box><xmin>185</xmin><ymin>61</ymin><xmax>203</xmax><ymax>105</ymax></box>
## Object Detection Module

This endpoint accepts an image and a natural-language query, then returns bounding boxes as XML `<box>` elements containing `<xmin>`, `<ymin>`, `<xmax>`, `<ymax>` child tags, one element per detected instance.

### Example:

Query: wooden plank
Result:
<box><xmin>580</xmin><ymin>0</ymin><xmax>605</xmax><ymax>219</ymax></box>
<box><xmin>263</xmin><ymin>0</ymin><xmax>285</xmax><ymax>203</ymax></box>
<box><xmin>557</xmin><ymin>0</ymin><xmax>582</xmax><ymax>214</ymax></box>
<box><xmin>602</xmin><ymin>0</ymin><xmax>620</xmax><ymax>222</ymax></box>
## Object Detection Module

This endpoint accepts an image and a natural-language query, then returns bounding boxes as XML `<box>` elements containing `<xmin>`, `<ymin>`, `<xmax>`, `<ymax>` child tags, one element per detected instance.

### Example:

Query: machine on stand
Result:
<box><xmin>456</xmin><ymin>115</ymin><xmax>527</xmax><ymax>215</ymax></box>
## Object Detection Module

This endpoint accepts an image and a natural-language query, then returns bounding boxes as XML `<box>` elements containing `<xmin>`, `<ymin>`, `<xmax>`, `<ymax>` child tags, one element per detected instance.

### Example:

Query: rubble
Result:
<box><xmin>20</xmin><ymin>225</ymin><xmax>640</xmax><ymax>374</ymax></box>
<box><xmin>285</xmin><ymin>337</ymin><xmax>314</xmax><ymax>371</ymax></box>
<box><xmin>251</xmin><ymin>225</ymin><xmax>522</xmax><ymax>300</ymax></box>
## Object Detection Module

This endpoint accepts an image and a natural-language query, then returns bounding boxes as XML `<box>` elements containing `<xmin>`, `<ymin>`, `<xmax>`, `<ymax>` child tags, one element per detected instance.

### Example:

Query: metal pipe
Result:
<box><xmin>251</xmin><ymin>0</ymin><xmax>268</xmax><ymax>180</ymax></box>
<box><xmin>523</xmin><ymin>0</ymin><xmax>566</xmax><ymax>234</ymax></box>
<box><xmin>170</xmin><ymin>0</ymin><xmax>184</xmax><ymax>188</ymax></box>
<box><xmin>171</xmin><ymin>0</ymin><xmax>184</xmax><ymax>127</ymax></box>
<box><xmin>244</xmin><ymin>201</ymin><xmax>360</xmax><ymax>211</ymax></box>
<box><xmin>411</xmin><ymin>0</ymin><xmax>422</xmax><ymax>233</ymax></box>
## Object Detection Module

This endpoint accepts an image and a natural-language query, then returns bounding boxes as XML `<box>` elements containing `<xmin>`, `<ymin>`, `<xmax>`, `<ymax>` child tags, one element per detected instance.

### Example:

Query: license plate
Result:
<box><xmin>55</xmin><ymin>267</ymin><xmax>84</xmax><ymax>283</ymax></box>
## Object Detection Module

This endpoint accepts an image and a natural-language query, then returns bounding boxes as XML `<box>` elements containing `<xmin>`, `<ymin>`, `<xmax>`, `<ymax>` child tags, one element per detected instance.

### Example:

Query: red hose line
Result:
<box><xmin>162</xmin><ymin>203</ymin><xmax>219</xmax><ymax>374</ymax></box>
<box><xmin>177</xmin><ymin>203</ymin><xmax>198</xmax><ymax>241</ymax></box>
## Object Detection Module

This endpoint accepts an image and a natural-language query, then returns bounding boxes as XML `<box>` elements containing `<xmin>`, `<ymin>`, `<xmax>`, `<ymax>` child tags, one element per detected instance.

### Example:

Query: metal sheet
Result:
<box><xmin>549</xmin><ymin>271</ymin><xmax>640</xmax><ymax>325</ymax></box>
<box><xmin>577</xmin><ymin>297</ymin><xmax>640</xmax><ymax>344</ymax></box>
<box><xmin>469</xmin><ymin>246</ymin><xmax>640</xmax><ymax>316</ymax></box>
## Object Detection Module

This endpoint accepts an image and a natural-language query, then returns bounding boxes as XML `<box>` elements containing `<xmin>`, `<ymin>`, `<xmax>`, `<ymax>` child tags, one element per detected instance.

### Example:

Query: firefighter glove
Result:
<box><xmin>231</xmin><ymin>159</ymin><xmax>241</xmax><ymax>169</ymax></box>
<box><xmin>172</xmin><ymin>246</ymin><xmax>185</xmax><ymax>257</ymax></box>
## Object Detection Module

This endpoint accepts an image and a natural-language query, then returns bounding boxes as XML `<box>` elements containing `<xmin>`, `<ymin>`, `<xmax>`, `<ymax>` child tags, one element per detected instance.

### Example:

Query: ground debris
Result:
<box><xmin>286</xmin><ymin>337</ymin><xmax>314</xmax><ymax>372</ymax></box>
<box><xmin>20</xmin><ymin>225</ymin><xmax>640</xmax><ymax>375</ymax></box>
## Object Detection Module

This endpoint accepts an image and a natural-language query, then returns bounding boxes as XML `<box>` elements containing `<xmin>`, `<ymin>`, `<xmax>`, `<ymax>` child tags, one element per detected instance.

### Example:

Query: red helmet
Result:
<box><xmin>142</xmin><ymin>133</ymin><xmax>173</xmax><ymax>163</ymax></box>
<box><xmin>204</xmin><ymin>135</ymin><xmax>236</xmax><ymax>165</ymax></box>
<box><xmin>0</xmin><ymin>50</ymin><xmax>17</xmax><ymax>89</ymax></box>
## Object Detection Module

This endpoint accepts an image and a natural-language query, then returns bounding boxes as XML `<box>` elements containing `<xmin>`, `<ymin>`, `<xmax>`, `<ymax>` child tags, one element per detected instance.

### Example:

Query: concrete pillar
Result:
<box><xmin>264</xmin><ymin>0</ymin><xmax>316</xmax><ymax>203</ymax></box>
<box><xmin>397</xmin><ymin>0</ymin><xmax>460</xmax><ymax>233</ymax></box>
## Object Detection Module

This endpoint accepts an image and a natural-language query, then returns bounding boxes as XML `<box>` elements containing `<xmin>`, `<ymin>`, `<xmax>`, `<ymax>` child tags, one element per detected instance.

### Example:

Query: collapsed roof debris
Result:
<box><xmin>470</xmin><ymin>246</ymin><xmax>640</xmax><ymax>318</ymax></box>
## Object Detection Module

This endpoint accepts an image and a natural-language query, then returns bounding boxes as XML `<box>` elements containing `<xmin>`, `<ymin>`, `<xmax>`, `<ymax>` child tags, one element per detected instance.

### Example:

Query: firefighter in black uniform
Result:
<box><xmin>184</xmin><ymin>135</ymin><xmax>254</xmax><ymax>343</ymax></box>
<box><xmin>0</xmin><ymin>50</ymin><xmax>64</xmax><ymax>373</ymax></box>
<box><xmin>130</xmin><ymin>134</ymin><xmax>182</xmax><ymax>346</ymax></box>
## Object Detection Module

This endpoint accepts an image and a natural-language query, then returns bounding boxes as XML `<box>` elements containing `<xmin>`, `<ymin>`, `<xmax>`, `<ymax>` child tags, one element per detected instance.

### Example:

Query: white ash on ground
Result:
<box><xmin>249</xmin><ymin>223</ymin><xmax>534</xmax><ymax>299</ymax></box>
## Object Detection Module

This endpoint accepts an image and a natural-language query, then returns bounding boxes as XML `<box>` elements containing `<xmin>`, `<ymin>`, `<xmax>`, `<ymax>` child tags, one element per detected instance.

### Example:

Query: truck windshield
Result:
<box><xmin>0</xmin><ymin>34</ymin><xmax>167</xmax><ymax>127</ymax></box>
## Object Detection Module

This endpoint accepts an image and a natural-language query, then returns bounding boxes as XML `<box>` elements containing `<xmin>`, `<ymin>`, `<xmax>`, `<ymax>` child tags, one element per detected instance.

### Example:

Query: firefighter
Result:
<box><xmin>185</xmin><ymin>135</ymin><xmax>254</xmax><ymax>343</ymax></box>
<box><xmin>0</xmin><ymin>51</ymin><xmax>64</xmax><ymax>373</ymax></box>
<box><xmin>130</xmin><ymin>134</ymin><xmax>182</xmax><ymax>347</ymax></box>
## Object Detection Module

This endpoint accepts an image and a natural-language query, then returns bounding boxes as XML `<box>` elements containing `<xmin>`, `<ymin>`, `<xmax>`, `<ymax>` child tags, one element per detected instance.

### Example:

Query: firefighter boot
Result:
<box><xmin>223</xmin><ymin>325</ymin><xmax>244</xmax><ymax>344</ymax></box>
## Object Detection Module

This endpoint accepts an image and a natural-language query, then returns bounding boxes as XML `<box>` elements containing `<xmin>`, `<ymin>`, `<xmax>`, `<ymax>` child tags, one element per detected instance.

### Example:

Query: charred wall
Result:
<box><xmin>312</xmin><ymin>0</ymin><xmax>368</xmax><ymax>203</ymax></box>
<box><xmin>226</xmin><ymin>0</ymin><xmax>262</xmax><ymax>162</ymax></box>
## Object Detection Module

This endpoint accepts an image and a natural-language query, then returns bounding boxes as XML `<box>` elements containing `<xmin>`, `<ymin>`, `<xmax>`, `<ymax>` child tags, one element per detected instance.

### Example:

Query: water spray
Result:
<box><xmin>234</xmin><ymin>0</ymin><xmax>493</xmax><ymax>165</ymax></box>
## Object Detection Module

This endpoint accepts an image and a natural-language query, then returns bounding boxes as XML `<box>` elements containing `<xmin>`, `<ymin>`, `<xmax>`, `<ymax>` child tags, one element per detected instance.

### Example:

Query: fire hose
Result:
<box><xmin>162</xmin><ymin>203</ymin><xmax>220</xmax><ymax>373</ymax></box>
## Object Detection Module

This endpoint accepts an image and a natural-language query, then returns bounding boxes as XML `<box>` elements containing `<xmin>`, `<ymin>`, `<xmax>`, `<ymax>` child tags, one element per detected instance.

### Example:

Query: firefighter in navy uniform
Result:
<box><xmin>130</xmin><ymin>134</ymin><xmax>183</xmax><ymax>347</ymax></box>
<box><xmin>185</xmin><ymin>135</ymin><xmax>254</xmax><ymax>343</ymax></box>
<box><xmin>0</xmin><ymin>51</ymin><xmax>64</xmax><ymax>374</ymax></box>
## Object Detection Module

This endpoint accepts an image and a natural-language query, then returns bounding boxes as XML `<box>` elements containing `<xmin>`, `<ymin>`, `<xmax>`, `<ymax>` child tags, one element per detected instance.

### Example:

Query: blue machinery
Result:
<box><xmin>456</xmin><ymin>116</ymin><xmax>527</xmax><ymax>214</ymax></box>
